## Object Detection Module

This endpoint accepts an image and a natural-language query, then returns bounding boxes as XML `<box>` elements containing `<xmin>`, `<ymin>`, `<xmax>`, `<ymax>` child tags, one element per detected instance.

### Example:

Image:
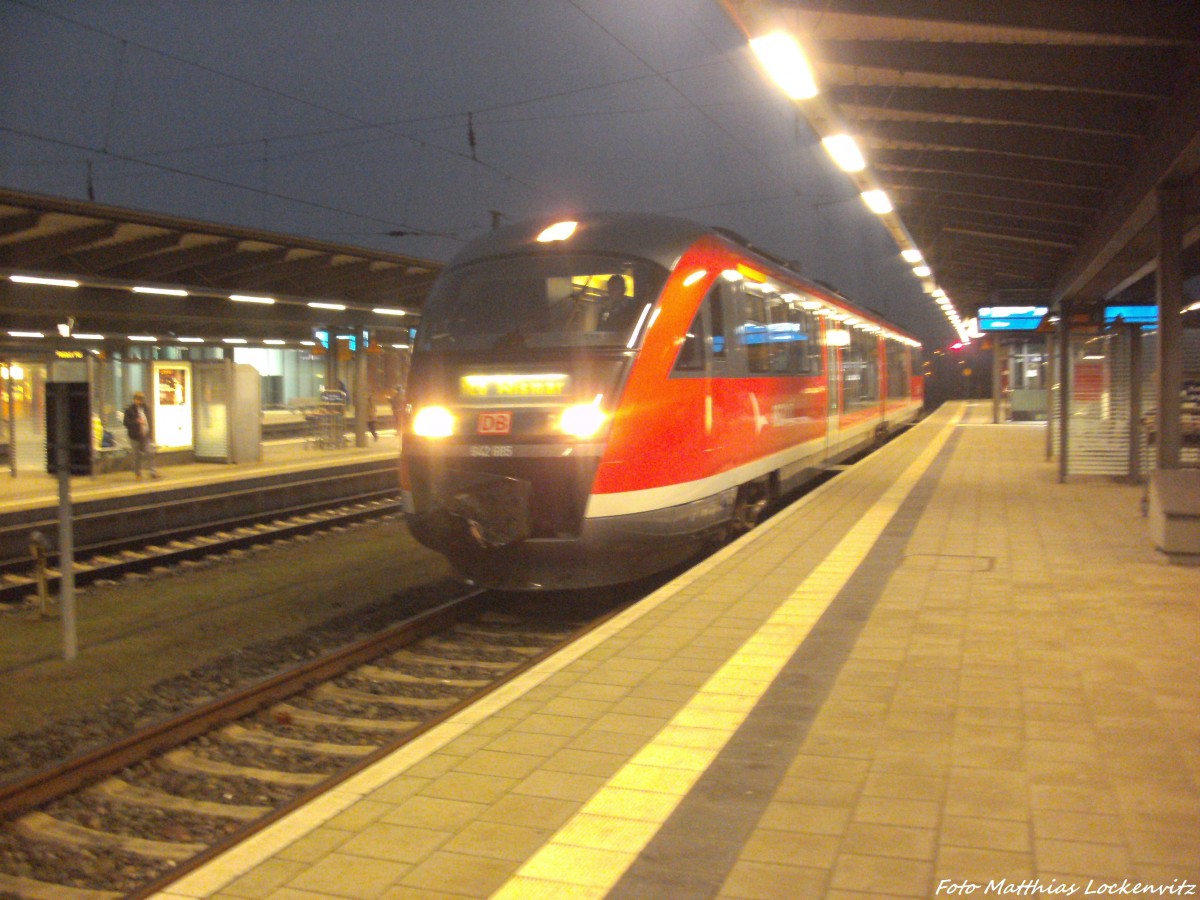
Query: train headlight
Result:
<box><xmin>558</xmin><ymin>401</ymin><xmax>607</xmax><ymax>439</ymax></box>
<box><xmin>412</xmin><ymin>405</ymin><xmax>455</xmax><ymax>438</ymax></box>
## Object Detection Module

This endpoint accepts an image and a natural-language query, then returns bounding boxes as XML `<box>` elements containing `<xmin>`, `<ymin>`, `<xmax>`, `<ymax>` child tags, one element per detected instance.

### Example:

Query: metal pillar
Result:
<box><xmin>1156</xmin><ymin>182</ymin><xmax>1185</xmax><ymax>469</ymax></box>
<box><xmin>991</xmin><ymin>339</ymin><xmax>1003</xmax><ymax>424</ymax></box>
<box><xmin>1045</xmin><ymin>334</ymin><xmax>1055</xmax><ymax>461</ymax></box>
<box><xmin>51</xmin><ymin>387</ymin><xmax>77</xmax><ymax>661</ymax></box>
<box><xmin>325</xmin><ymin>334</ymin><xmax>339</xmax><ymax>395</ymax></box>
<box><xmin>1127</xmin><ymin>324</ymin><xmax>1143</xmax><ymax>482</ymax></box>
<box><xmin>1057</xmin><ymin>300</ymin><xmax>1071</xmax><ymax>483</ymax></box>
<box><xmin>354</xmin><ymin>327</ymin><xmax>368</xmax><ymax>448</ymax></box>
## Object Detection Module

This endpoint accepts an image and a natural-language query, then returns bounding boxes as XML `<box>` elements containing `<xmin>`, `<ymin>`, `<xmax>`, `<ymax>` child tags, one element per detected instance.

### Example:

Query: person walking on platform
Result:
<box><xmin>123</xmin><ymin>391</ymin><xmax>159</xmax><ymax>479</ymax></box>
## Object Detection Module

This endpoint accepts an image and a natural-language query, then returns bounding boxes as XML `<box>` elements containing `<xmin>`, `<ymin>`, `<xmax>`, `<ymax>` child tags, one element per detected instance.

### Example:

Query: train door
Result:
<box><xmin>668</xmin><ymin>280</ymin><xmax>726</xmax><ymax>485</ymax></box>
<box><xmin>824</xmin><ymin>325</ymin><xmax>841</xmax><ymax>461</ymax></box>
<box><xmin>705</xmin><ymin>280</ymin><xmax>735</xmax><ymax>470</ymax></box>
<box><xmin>674</xmin><ymin>280</ymin><xmax>728</xmax><ymax>439</ymax></box>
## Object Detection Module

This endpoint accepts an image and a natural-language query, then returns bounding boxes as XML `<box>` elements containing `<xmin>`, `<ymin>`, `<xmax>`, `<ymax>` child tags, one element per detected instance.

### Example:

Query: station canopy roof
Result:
<box><xmin>0</xmin><ymin>188</ymin><xmax>442</xmax><ymax>346</ymax></box>
<box><xmin>720</xmin><ymin>0</ymin><xmax>1200</xmax><ymax>322</ymax></box>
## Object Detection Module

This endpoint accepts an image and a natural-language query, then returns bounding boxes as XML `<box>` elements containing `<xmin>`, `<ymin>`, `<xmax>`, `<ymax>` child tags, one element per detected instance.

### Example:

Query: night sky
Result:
<box><xmin>1</xmin><ymin>0</ymin><xmax>949</xmax><ymax>343</ymax></box>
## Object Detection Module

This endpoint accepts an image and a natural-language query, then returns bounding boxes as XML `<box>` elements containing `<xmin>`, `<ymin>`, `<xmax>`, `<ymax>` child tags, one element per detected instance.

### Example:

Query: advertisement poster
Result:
<box><xmin>152</xmin><ymin>362</ymin><xmax>193</xmax><ymax>449</ymax></box>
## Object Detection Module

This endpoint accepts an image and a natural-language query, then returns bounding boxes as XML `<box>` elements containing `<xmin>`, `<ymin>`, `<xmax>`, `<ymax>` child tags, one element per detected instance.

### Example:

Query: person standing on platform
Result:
<box><xmin>389</xmin><ymin>387</ymin><xmax>403</xmax><ymax>435</ymax></box>
<box><xmin>123</xmin><ymin>391</ymin><xmax>159</xmax><ymax>479</ymax></box>
<box><xmin>366</xmin><ymin>392</ymin><xmax>378</xmax><ymax>441</ymax></box>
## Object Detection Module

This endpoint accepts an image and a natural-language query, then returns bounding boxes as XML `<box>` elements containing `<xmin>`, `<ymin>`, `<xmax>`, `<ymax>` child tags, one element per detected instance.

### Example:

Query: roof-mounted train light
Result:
<box><xmin>536</xmin><ymin>220</ymin><xmax>578</xmax><ymax>243</ymax></box>
<box><xmin>412</xmin><ymin>405</ymin><xmax>456</xmax><ymax>438</ymax></box>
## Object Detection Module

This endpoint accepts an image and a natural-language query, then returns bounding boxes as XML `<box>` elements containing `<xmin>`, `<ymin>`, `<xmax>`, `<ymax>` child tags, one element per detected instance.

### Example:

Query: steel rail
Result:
<box><xmin>0</xmin><ymin>589</ymin><xmax>487</xmax><ymax>821</ymax></box>
<box><xmin>0</xmin><ymin>489</ymin><xmax>402</xmax><ymax>603</ymax></box>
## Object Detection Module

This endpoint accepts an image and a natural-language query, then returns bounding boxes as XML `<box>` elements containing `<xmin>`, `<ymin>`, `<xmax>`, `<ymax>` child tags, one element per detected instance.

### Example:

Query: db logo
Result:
<box><xmin>477</xmin><ymin>412</ymin><xmax>512</xmax><ymax>435</ymax></box>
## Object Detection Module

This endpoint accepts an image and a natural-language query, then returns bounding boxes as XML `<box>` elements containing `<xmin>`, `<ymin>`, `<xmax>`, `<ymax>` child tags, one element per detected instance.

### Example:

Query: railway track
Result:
<box><xmin>0</xmin><ymin>587</ymin><xmax>622</xmax><ymax>898</ymax></box>
<box><xmin>0</xmin><ymin>490</ymin><xmax>402</xmax><ymax>606</ymax></box>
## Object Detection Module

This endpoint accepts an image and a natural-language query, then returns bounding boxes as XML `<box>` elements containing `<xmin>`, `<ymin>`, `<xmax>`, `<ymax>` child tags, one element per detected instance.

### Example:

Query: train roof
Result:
<box><xmin>446</xmin><ymin>212</ymin><xmax>713</xmax><ymax>272</ymax></box>
<box><xmin>448</xmin><ymin>211</ymin><xmax>918</xmax><ymax>343</ymax></box>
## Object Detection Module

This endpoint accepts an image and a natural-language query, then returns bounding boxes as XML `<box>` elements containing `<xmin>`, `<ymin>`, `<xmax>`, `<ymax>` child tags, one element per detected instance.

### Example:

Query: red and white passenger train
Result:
<box><xmin>400</xmin><ymin>213</ymin><xmax>923</xmax><ymax>589</ymax></box>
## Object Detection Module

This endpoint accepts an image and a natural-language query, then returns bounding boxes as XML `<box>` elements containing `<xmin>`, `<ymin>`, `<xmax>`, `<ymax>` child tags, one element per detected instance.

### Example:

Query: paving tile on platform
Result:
<box><xmin>286</xmin><ymin>852</ymin><xmax>409</xmax><ymax>898</ymax></box>
<box><xmin>338</xmin><ymin>821</ymin><xmax>450</xmax><ymax>864</ymax></box>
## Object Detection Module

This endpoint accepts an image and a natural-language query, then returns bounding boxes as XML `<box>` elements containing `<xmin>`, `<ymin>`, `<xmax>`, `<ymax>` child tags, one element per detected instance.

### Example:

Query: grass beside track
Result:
<box><xmin>0</xmin><ymin>520</ymin><xmax>453</xmax><ymax>737</ymax></box>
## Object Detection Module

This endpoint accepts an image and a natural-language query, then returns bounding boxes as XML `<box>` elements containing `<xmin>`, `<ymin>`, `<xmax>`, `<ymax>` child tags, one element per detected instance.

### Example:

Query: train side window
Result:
<box><xmin>672</xmin><ymin>281</ymin><xmax>731</xmax><ymax>376</ymax></box>
<box><xmin>742</xmin><ymin>288</ymin><xmax>770</xmax><ymax>374</ymax></box>
<box><xmin>710</xmin><ymin>283</ymin><xmax>727</xmax><ymax>360</ymax></box>
<box><xmin>765</xmin><ymin>292</ymin><xmax>790</xmax><ymax>373</ymax></box>
<box><xmin>804</xmin><ymin>311</ymin><xmax>821</xmax><ymax>373</ymax></box>
<box><xmin>886</xmin><ymin>339</ymin><xmax>910</xmax><ymax>398</ymax></box>
<box><xmin>674</xmin><ymin>299</ymin><xmax>707</xmax><ymax>374</ymax></box>
<box><xmin>785</xmin><ymin>301</ymin><xmax>818</xmax><ymax>375</ymax></box>
<box><xmin>842</xmin><ymin>329</ymin><xmax>880</xmax><ymax>410</ymax></box>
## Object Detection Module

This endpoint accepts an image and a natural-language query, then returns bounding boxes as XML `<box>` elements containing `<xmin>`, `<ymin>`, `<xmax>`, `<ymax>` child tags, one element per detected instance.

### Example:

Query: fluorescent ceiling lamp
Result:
<box><xmin>308</xmin><ymin>302</ymin><xmax>345</xmax><ymax>311</ymax></box>
<box><xmin>222</xmin><ymin>337</ymin><xmax>248</xmax><ymax>344</ymax></box>
<box><xmin>749</xmin><ymin>32</ymin><xmax>818</xmax><ymax>100</ymax></box>
<box><xmin>178</xmin><ymin>337</ymin><xmax>204</xmax><ymax>343</ymax></box>
<box><xmin>10</xmin><ymin>275</ymin><xmax>80</xmax><ymax>288</ymax></box>
<box><xmin>132</xmin><ymin>286</ymin><xmax>188</xmax><ymax>297</ymax></box>
<box><xmin>72</xmin><ymin>333</ymin><xmax>104</xmax><ymax>341</ymax></box>
<box><xmin>860</xmin><ymin>190</ymin><xmax>893</xmax><ymax>214</ymax></box>
<box><xmin>821</xmin><ymin>134</ymin><xmax>865</xmax><ymax>172</ymax></box>
<box><xmin>128</xmin><ymin>335</ymin><xmax>156</xmax><ymax>342</ymax></box>
<box><xmin>8</xmin><ymin>331</ymin><xmax>44</xmax><ymax>338</ymax></box>
<box><xmin>229</xmin><ymin>294</ymin><xmax>275</xmax><ymax>304</ymax></box>
<box><xmin>372</xmin><ymin>307</ymin><xmax>407</xmax><ymax>316</ymax></box>
<box><xmin>299</xmin><ymin>340</ymin><xmax>316</xmax><ymax>346</ymax></box>
<box><xmin>913</xmin><ymin>265</ymin><xmax>932</xmax><ymax>278</ymax></box>
<box><xmin>264</xmin><ymin>339</ymin><xmax>286</xmax><ymax>345</ymax></box>
<box><xmin>901</xmin><ymin>249</ymin><xmax>923</xmax><ymax>263</ymax></box>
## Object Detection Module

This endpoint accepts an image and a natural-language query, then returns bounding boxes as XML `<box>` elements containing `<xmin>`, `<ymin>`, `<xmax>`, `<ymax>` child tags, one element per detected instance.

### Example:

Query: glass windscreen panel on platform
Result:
<box><xmin>418</xmin><ymin>255</ymin><xmax>667</xmax><ymax>352</ymax></box>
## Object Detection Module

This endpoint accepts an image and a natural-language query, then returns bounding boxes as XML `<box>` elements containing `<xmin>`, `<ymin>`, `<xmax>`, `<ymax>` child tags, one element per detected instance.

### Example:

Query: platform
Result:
<box><xmin>153</xmin><ymin>401</ymin><xmax>1199</xmax><ymax>899</ymax></box>
<box><xmin>0</xmin><ymin>431</ymin><xmax>402</xmax><ymax>516</ymax></box>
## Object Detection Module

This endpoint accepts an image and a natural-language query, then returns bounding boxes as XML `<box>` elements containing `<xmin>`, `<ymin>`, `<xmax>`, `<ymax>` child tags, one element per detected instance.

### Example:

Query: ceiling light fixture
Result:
<box><xmin>132</xmin><ymin>286</ymin><xmax>188</xmax><ymax>297</ymax></box>
<box><xmin>749</xmin><ymin>32</ymin><xmax>818</xmax><ymax>100</ymax></box>
<box><xmin>821</xmin><ymin>134</ymin><xmax>865</xmax><ymax>172</ymax></box>
<box><xmin>860</xmin><ymin>190</ymin><xmax>893</xmax><ymax>215</ymax></box>
<box><xmin>10</xmin><ymin>274</ymin><xmax>80</xmax><ymax>288</ymax></box>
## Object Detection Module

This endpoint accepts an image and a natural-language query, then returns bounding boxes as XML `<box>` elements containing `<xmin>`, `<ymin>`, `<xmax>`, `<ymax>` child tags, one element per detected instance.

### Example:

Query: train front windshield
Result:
<box><xmin>418</xmin><ymin>255</ymin><xmax>667</xmax><ymax>352</ymax></box>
